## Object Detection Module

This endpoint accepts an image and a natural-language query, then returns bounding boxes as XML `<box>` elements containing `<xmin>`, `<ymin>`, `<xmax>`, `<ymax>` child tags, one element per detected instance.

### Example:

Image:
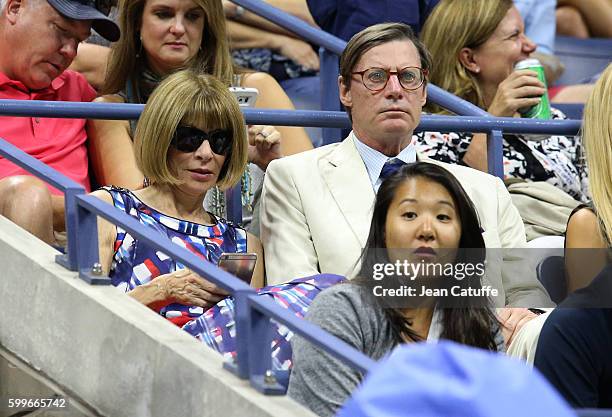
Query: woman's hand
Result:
<box><xmin>248</xmin><ymin>125</ymin><xmax>283</xmax><ymax>171</ymax></box>
<box><xmin>486</xmin><ymin>70</ymin><xmax>547</xmax><ymax>117</ymax></box>
<box><xmin>157</xmin><ymin>269</ymin><xmax>228</xmax><ymax>309</ymax></box>
<box><xmin>277</xmin><ymin>36</ymin><xmax>320</xmax><ymax>71</ymax></box>
<box><xmin>498</xmin><ymin>307</ymin><xmax>538</xmax><ymax>347</ymax></box>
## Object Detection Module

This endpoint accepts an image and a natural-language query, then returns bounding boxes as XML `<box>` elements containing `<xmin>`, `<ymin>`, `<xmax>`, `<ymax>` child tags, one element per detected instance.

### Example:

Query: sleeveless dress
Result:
<box><xmin>104</xmin><ymin>186</ymin><xmax>248</xmax><ymax>327</ymax></box>
<box><xmin>102</xmin><ymin>185</ymin><xmax>345</xmax><ymax>371</ymax></box>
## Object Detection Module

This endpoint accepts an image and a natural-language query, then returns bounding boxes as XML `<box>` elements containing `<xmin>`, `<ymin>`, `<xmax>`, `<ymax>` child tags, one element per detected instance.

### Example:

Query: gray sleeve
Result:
<box><xmin>287</xmin><ymin>285</ymin><xmax>384</xmax><ymax>417</ymax></box>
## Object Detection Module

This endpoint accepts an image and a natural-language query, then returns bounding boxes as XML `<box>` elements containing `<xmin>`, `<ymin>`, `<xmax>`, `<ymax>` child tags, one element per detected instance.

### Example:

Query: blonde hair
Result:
<box><xmin>582</xmin><ymin>64</ymin><xmax>612</xmax><ymax>245</ymax></box>
<box><xmin>420</xmin><ymin>0</ymin><xmax>512</xmax><ymax>113</ymax></box>
<box><xmin>102</xmin><ymin>0</ymin><xmax>234</xmax><ymax>97</ymax></box>
<box><xmin>134</xmin><ymin>70</ymin><xmax>247</xmax><ymax>190</ymax></box>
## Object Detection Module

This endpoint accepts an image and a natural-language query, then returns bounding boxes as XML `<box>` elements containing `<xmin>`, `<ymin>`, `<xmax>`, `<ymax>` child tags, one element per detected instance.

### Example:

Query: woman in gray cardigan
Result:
<box><xmin>288</xmin><ymin>162</ymin><xmax>503</xmax><ymax>417</ymax></box>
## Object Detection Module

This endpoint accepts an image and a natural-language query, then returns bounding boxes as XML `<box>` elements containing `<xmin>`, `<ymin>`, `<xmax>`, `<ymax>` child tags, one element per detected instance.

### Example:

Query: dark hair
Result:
<box><xmin>356</xmin><ymin>162</ymin><xmax>499</xmax><ymax>350</ymax></box>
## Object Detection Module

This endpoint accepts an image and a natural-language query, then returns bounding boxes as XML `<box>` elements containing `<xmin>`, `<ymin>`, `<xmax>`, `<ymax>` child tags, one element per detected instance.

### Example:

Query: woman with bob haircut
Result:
<box><xmin>87</xmin><ymin>0</ymin><xmax>313</xmax><ymax>218</ymax></box>
<box><xmin>535</xmin><ymin>65</ymin><xmax>612</xmax><ymax>407</ymax></box>
<box><xmin>288</xmin><ymin>162</ymin><xmax>503</xmax><ymax>417</ymax></box>
<box><xmin>93</xmin><ymin>69</ymin><xmax>263</xmax><ymax>327</ymax></box>
<box><xmin>418</xmin><ymin>0</ymin><xmax>588</xmax><ymax>203</ymax></box>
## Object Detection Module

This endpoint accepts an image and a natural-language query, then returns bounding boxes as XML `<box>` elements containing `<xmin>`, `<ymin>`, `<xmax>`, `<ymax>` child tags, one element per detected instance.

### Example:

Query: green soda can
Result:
<box><xmin>514</xmin><ymin>58</ymin><xmax>551</xmax><ymax>120</ymax></box>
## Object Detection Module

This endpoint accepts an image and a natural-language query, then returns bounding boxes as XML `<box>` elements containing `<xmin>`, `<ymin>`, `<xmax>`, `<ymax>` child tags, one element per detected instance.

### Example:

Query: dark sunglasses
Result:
<box><xmin>171</xmin><ymin>125</ymin><xmax>232</xmax><ymax>155</ymax></box>
<box><xmin>76</xmin><ymin>0</ymin><xmax>114</xmax><ymax>15</ymax></box>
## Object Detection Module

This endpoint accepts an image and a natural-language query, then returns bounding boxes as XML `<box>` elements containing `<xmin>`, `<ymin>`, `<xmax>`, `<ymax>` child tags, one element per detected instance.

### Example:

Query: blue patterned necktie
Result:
<box><xmin>379</xmin><ymin>158</ymin><xmax>407</xmax><ymax>181</ymax></box>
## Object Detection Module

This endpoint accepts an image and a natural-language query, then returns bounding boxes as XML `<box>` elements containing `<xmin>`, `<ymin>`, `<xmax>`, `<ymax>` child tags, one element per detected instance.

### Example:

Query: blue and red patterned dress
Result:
<box><xmin>103</xmin><ymin>186</ymin><xmax>248</xmax><ymax>327</ymax></box>
<box><xmin>103</xmin><ymin>186</ymin><xmax>344</xmax><ymax>371</ymax></box>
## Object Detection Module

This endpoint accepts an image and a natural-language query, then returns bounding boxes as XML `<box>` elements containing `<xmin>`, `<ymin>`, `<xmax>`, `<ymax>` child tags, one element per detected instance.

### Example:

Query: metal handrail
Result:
<box><xmin>0</xmin><ymin>98</ymin><xmax>581</xmax><ymax>178</ymax></box>
<box><xmin>0</xmin><ymin>99</ymin><xmax>580</xmax><ymax>133</ymax></box>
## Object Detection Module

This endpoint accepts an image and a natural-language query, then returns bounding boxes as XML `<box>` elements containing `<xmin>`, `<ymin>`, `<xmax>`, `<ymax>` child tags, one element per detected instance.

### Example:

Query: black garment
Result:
<box><xmin>534</xmin><ymin>264</ymin><xmax>612</xmax><ymax>408</ymax></box>
<box><xmin>306</xmin><ymin>0</ymin><xmax>440</xmax><ymax>41</ymax></box>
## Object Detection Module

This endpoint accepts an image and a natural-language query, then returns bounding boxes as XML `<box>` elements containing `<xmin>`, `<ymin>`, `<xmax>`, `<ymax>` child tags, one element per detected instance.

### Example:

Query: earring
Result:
<box><xmin>136</xmin><ymin>35</ymin><xmax>143</xmax><ymax>58</ymax></box>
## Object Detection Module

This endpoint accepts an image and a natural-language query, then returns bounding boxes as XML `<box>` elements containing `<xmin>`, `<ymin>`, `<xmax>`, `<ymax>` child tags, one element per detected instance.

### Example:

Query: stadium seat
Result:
<box><xmin>553</xmin><ymin>36</ymin><xmax>612</xmax><ymax>86</ymax></box>
<box><xmin>536</xmin><ymin>255</ymin><xmax>567</xmax><ymax>304</ymax></box>
<box><xmin>280</xmin><ymin>76</ymin><xmax>323</xmax><ymax>147</ymax></box>
<box><xmin>553</xmin><ymin>103</ymin><xmax>584</xmax><ymax>120</ymax></box>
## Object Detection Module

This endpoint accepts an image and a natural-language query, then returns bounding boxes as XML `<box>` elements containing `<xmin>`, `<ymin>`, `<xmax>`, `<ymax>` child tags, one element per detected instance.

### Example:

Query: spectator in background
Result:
<box><xmin>222</xmin><ymin>0</ymin><xmax>324</xmax><ymax>146</ymax></box>
<box><xmin>0</xmin><ymin>0</ymin><xmax>119</xmax><ymax>243</ymax></box>
<box><xmin>563</xmin><ymin>63</ymin><xmax>612</xmax><ymax>292</ymax></box>
<box><xmin>88</xmin><ymin>0</ymin><xmax>312</xmax><ymax>232</ymax></box>
<box><xmin>288</xmin><ymin>163</ymin><xmax>503</xmax><ymax>417</ymax></box>
<box><xmin>68</xmin><ymin>2</ymin><xmax>118</xmax><ymax>90</ymax></box>
<box><xmin>535</xmin><ymin>67</ymin><xmax>612</xmax><ymax>408</ymax></box>
<box><xmin>306</xmin><ymin>0</ymin><xmax>440</xmax><ymax>41</ymax></box>
<box><xmin>419</xmin><ymin>0</ymin><xmax>589</xmax><ymax>203</ymax></box>
<box><xmin>534</xmin><ymin>65</ymin><xmax>612</xmax><ymax>405</ymax></box>
<box><xmin>223</xmin><ymin>0</ymin><xmax>320</xmax><ymax>81</ymax></box>
<box><xmin>94</xmin><ymin>70</ymin><xmax>265</xmax><ymax>325</ymax></box>
<box><xmin>513</xmin><ymin>0</ymin><xmax>565</xmax><ymax>84</ymax></box>
<box><xmin>557</xmin><ymin>0</ymin><xmax>612</xmax><ymax>38</ymax></box>
<box><xmin>534</xmin><ymin>270</ymin><xmax>612</xmax><ymax>408</ymax></box>
<box><xmin>514</xmin><ymin>0</ymin><xmax>598</xmax><ymax>104</ymax></box>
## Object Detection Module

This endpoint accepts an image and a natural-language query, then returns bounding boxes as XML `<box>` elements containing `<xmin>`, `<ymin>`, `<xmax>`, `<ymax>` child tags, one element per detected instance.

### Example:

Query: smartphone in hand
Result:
<box><xmin>218</xmin><ymin>252</ymin><xmax>257</xmax><ymax>284</ymax></box>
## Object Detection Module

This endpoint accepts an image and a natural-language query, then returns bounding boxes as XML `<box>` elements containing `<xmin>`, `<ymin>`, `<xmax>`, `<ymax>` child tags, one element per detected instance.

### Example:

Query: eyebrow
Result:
<box><xmin>504</xmin><ymin>28</ymin><xmax>520</xmax><ymax>37</ymax></box>
<box><xmin>398</xmin><ymin>198</ymin><xmax>455</xmax><ymax>208</ymax></box>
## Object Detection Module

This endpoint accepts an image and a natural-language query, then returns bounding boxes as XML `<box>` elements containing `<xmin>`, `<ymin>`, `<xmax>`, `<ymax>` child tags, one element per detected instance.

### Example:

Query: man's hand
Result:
<box><xmin>498</xmin><ymin>307</ymin><xmax>538</xmax><ymax>347</ymax></box>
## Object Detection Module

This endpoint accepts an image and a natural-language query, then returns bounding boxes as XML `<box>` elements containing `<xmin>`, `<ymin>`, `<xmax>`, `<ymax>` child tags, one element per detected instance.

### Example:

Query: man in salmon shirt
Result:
<box><xmin>0</xmin><ymin>0</ymin><xmax>119</xmax><ymax>243</ymax></box>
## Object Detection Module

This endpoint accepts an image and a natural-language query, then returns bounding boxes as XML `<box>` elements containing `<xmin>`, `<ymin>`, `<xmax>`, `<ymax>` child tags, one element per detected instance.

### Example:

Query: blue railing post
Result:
<box><xmin>320</xmin><ymin>48</ymin><xmax>343</xmax><ymax>145</ymax></box>
<box><xmin>75</xmin><ymin>195</ymin><xmax>110</xmax><ymax>285</ymax></box>
<box><xmin>224</xmin><ymin>289</ymin><xmax>253</xmax><ymax>379</ymax></box>
<box><xmin>247</xmin><ymin>296</ymin><xmax>285</xmax><ymax>395</ymax></box>
<box><xmin>55</xmin><ymin>186</ymin><xmax>84</xmax><ymax>271</ymax></box>
<box><xmin>487</xmin><ymin>130</ymin><xmax>504</xmax><ymax>179</ymax></box>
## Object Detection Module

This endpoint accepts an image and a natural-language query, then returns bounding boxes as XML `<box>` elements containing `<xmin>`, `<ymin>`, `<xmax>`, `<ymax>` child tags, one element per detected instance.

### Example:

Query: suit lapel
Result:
<box><xmin>319</xmin><ymin>135</ymin><xmax>376</xmax><ymax>248</ymax></box>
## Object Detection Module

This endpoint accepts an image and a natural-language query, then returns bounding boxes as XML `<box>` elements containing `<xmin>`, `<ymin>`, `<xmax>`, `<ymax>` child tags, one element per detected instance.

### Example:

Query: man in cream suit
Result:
<box><xmin>261</xmin><ymin>23</ymin><xmax>552</xmax><ymax>346</ymax></box>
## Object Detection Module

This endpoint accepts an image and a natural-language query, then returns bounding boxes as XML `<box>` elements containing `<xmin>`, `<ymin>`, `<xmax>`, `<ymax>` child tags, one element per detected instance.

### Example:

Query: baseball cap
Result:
<box><xmin>337</xmin><ymin>341</ymin><xmax>576</xmax><ymax>417</ymax></box>
<box><xmin>46</xmin><ymin>0</ymin><xmax>120</xmax><ymax>42</ymax></box>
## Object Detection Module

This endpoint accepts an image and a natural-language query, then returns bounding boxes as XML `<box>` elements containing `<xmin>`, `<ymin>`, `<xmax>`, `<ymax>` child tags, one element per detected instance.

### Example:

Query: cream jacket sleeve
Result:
<box><xmin>260</xmin><ymin>159</ymin><xmax>320</xmax><ymax>285</ymax></box>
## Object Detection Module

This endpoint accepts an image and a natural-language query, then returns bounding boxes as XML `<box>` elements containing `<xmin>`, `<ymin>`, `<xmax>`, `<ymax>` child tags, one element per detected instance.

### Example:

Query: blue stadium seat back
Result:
<box><xmin>280</xmin><ymin>76</ymin><xmax>324</xmax><ymax>147</ymax></box>
<box><xmin>575</xmin><ymin>409</ymin><xmax>612</xmax><ymax>417</ymax></box>
<box><xmin>536</xmin><ymin>255</ymin><xmax>567</xmax><ymax>304</ymax></box>
<box><xmin>553</xmin><ymin>103</ymin><xmax>584</xmax><ymax>120</ymax></box>
<box><xmin>553</xmin><ymin>36</ymin><xmax>612</xmax><ymax>86</ymax></box>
